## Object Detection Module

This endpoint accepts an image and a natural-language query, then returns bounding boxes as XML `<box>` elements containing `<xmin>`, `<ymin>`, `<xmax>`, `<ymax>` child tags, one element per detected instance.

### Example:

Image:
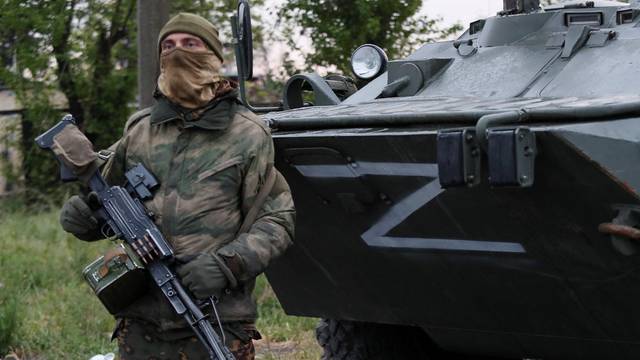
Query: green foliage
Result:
<box><xmin>0</xmin><ymin>1</ymin><xmax>266</xmax><ymax>199</ymax></box>
<box><xmin>1</xmin><ymin>0</ymin><xmax>138</xmax><ymax>142</ymax></box>
<box><xmin>0</xmin><ymin>208</ymin><xmax>116</xmax><ymax>358</ymax></box>
<box><xmin>0</xmin><ymin>293</ymin><xmax>18</xmax><ymax>355</ymax></box>
<box><xmin>278</xmin><ymin>0</ymin><xmax>463</xmax><ymax>74</ymax></box>
<box><xmin>0</xmin><ymin>0</ymin><xmax>138</xmax><ymax>201</ymax></box>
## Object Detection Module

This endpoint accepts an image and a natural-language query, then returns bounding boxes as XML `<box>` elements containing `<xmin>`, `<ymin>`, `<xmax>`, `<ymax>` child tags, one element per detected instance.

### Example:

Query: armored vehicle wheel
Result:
<box><xmin>316</xmin><ymin>318</ymin><xmax>436</xmax><ymax>360</ymax></box>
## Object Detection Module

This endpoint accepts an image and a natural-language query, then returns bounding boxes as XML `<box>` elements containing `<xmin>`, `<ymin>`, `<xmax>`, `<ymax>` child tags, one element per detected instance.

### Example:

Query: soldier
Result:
<box><xmin>58</xmin><ymin>13</ymin><xmax>295</xmax><ymax>360</ymax></box>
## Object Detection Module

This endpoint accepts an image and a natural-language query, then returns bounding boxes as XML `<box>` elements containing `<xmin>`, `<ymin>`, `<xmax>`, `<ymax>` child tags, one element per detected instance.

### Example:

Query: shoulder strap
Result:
<box><xmin>123</xmin><ymin>107</ymin><xmax>152</xmax><ymax>135</ymax></box>
<box><xmin>237</xmin><ymin>164</ymin><xmax>277</xmax><ymax>235</ymax></box>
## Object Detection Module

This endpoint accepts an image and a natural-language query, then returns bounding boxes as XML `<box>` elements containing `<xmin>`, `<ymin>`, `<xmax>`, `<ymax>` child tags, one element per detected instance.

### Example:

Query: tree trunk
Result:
<box><xmin>137</xmin><ymin>0</ymin><xmax>170</xmax><ymax>109</ymax></box>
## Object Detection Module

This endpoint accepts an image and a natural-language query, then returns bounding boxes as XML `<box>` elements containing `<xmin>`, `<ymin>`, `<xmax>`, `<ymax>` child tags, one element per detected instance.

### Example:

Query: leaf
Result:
<box><xmin>277</xmin><ymin>0</ymin><xmax>462</xmax><ymax>75</ymax></box>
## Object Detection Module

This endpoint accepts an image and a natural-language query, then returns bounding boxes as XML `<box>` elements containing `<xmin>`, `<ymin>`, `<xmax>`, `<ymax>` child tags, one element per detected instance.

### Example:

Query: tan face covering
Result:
<box><xmin>157</xmin><ymin>47</ymin><xmax>223</xmax><ymax>109</ymax></box>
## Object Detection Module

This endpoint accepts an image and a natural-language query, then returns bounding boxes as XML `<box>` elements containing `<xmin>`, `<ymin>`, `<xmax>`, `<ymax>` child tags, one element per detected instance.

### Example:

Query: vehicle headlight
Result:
<box><xmin>350</xmin><ymin>44</ymin><xmax>388</xmax><ymax>80</ymax></box>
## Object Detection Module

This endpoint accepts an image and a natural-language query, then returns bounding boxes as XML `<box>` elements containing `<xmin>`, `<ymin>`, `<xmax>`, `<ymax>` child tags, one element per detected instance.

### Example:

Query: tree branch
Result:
<box><xmin>53</xmin><ymin>0</ymin><xmax>85</xmax><ymax>125</ymax></box>
<box><xmin>108</xmin><ymin>0</ymin><xmax>135</xmax><ymax>46</ymax></box>
<box><xmin>108</xmin><ymin>0</ymin><xmax>123</xmax><ymax>43</ymax></box>
<box><xmin>111</xmin><ymin>0</ymin><xmax>135</xmax><ymax>45</ymax></box>
<box><xmin>51</xmin><ymin>0</ymin><xmax>76</xmax><ymax>54</ymax></box>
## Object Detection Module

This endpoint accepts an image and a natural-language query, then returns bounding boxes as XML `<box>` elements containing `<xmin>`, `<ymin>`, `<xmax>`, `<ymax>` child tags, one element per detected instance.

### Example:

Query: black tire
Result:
<box><xmin>316</xmin><ymin>318</ymin><xmax>435</xmax><ymax>360</ymax></box>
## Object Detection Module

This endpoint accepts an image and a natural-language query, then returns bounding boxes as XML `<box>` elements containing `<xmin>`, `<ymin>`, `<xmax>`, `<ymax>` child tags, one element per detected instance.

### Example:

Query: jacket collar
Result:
<box><xmin>150</xmin><ymin>90</ymin><xmax>240</xmax><ymax>131</ymax></box>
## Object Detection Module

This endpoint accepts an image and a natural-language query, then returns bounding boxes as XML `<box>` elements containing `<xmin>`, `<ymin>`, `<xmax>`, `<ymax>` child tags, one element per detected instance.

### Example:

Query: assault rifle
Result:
<box><xmin>36</xmin><ymin>115</ymin><xmax>235</xmax><ymax>360</ymax></box>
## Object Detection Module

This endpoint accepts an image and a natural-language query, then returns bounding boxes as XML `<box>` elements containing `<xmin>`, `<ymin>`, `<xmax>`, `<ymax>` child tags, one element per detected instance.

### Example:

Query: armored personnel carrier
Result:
<box><xmin>233</xmin><ymin>0</ymin><xmax>640</xmax><ymax>358</ymax></box>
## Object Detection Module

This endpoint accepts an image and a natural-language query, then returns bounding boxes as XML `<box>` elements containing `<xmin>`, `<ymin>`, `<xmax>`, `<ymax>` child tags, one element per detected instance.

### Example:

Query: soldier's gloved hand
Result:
<box><xmin>176</xmin><ymin>253</ymin><xmax>238</xmax><ymax>300</ymax></box>
<box><xmin>59</xmin><ymin>194</ymin><xmax>100</xmax><ymax>236</ymax></box>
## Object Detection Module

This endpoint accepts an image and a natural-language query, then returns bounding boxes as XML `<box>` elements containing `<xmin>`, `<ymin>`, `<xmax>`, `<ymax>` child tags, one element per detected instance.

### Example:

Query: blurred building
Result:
<box><xmin>0</xmin><ymin>89</ymin><xmax>23</xmax><ymax>195</ymax></box>
<box><xmin>0</xmin><ymin>88</ymin><xmax>67</xmax><ymax>196</ymax></box>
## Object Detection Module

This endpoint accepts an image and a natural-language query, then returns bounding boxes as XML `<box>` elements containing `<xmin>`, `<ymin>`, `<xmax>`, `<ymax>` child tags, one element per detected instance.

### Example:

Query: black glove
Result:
<box><xmin>59</xmin><ymin>193</ymin><xmax>102</xmax><ymax>240</ymax></box>
<box><xmin>176</xmin><ymin>253</ymin><xmax>238</xmax><ymax>300</ymax></box>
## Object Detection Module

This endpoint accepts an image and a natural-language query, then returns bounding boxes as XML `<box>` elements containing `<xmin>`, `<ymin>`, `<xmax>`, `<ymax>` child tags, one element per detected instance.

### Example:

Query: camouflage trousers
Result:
<box><xmin>115</xmin><ymin>318</ymin><xmax>261</xmax><ymax>360</ymax></box>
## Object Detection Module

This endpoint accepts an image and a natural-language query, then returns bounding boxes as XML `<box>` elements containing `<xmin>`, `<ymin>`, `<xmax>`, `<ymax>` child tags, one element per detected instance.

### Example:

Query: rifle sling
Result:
<box><xmin>238</xmin><ymin>164</ymin><xmax>277</xmax><ymax>235</ymax></box>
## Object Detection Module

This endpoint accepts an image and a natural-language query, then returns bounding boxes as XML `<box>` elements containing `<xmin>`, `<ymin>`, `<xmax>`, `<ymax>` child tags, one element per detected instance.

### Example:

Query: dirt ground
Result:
<box><xmin>255</xmin><ymin>335</ymin><xmax>322</xmax><ymax>360</ymax></box>
<box><xmin>2</xmin><ymin>338</ymin><xmax>322</xmax><ymax>360</ymax></box>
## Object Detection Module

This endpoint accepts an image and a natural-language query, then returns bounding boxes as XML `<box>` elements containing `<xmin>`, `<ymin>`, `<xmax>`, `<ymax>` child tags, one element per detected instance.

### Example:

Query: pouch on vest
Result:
<box><xmin>82</xmin><ymin>244</ymin><xmax>149</xmax><ymax>315</ymax></box>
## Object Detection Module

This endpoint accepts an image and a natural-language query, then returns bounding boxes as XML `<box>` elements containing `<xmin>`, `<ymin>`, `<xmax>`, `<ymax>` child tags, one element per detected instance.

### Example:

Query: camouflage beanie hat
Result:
<box><xmin>158</xmin><ymin>13</ymin><xmax>224</xmax><ymax>63</ymax></box>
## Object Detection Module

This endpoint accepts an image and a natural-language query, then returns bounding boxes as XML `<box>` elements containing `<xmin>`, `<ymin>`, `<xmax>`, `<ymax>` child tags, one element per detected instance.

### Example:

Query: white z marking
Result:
<box><xmin>295</xmin><ymin>162</ymin><xmax>526</xmax><ymax>254</ymax></box>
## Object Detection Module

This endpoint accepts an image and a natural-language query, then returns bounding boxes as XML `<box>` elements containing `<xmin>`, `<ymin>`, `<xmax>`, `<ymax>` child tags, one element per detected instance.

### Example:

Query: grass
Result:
<box><xmin>0</xmin><ymin>208</ymin><xmax>321</xmax><ymax>359</ymax></box>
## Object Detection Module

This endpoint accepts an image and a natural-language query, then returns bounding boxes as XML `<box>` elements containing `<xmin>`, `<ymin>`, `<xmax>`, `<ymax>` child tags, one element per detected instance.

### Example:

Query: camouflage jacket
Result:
<box><xmin>103</xmin><ymin>92</ymin><xmax>295</xmax><ymax>329</ymax></box>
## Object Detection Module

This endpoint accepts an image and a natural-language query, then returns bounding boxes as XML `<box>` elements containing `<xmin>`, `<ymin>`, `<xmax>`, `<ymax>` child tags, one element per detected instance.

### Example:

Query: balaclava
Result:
<box><xmin>157</xmin><ymin>13</ymin><xmax>229</xmax><ymax>109</ymax></box>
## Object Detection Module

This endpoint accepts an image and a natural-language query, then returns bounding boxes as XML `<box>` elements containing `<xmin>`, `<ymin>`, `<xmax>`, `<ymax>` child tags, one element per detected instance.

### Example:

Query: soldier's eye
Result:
<box><xmin>162</xmin><ymin>42</ymin><xmax>174</xmax><ymax>51</ymax></box>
